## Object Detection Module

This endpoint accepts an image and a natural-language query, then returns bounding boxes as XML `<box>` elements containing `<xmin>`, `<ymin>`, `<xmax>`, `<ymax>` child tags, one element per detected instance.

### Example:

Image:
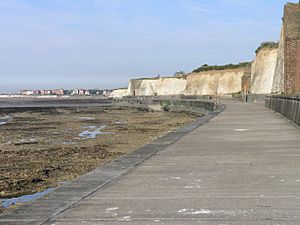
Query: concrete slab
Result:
<box><xmin>1</xmin><ymin>100</ymin><xmax>300</xmax><ymax>224</ymax></box>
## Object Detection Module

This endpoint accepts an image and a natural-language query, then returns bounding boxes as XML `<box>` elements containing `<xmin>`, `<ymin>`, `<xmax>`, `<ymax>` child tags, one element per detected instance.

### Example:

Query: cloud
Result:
<box><xmin>0</xmin><ymin>0</ymin><xmax>288</xmax><ymax>92</ymax></box>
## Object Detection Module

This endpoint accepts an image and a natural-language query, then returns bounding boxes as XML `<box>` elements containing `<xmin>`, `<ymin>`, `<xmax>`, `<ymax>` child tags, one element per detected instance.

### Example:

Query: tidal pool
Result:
<box><xmin>0</xmin><ymin>116</ymin><xmax>10</xmax><ymax>126</ymax></box>
<box><xmin>79</xmin><ymin>125</ymin><xmax>111</xmax><ymax>139</ymax></box>
<box><xmin>1</xmin><ymin>188</ymin><xmax>56</xmax><ymax>209</ymax></box>
<box><xmin>78</xmin><ymin>117</ymin><xmax>95</xmax><ymax>121</ymax></box>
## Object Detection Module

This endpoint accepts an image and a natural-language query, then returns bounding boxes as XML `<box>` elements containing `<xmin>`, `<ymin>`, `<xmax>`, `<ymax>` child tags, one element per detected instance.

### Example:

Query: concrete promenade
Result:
<box><xmin>1</xmin><ymin>101</ymin><xmax>300</xmax><ymax>224</ymax></box>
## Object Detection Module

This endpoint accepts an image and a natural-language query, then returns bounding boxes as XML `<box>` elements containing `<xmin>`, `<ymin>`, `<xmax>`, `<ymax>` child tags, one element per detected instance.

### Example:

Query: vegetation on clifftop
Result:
<box><xmin>255</xmin><ymin>41</ymin><xmax>279</xmax><ymax>54</ymax></box>
<box><xmin>192</xmin><ymin>62</ymin><xmax>251</xmax><ymax>73</ymax></box>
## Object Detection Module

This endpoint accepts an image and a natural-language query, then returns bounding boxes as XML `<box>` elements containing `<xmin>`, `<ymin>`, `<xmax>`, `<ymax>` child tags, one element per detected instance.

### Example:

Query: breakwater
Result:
<box><xmin>265</xmin><ymin>95</ymin><xmax>300</xmax><ymax>126</ymax></box>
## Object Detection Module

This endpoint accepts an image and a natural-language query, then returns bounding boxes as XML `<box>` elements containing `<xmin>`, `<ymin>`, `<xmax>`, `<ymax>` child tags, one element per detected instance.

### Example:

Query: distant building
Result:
<box><xmin>41</xmin><ymin>90</ymin><xmax>52</xmax><ymax>95</ymax></box>
<box><xmin>52</xmin><ymin>89</ymin><xmax>65</xmax><ymax>95</ymax></box>
<box><xmin>102</xmin><ymin>90</ymin><xmax>112</xmax><ymax>96</ymax></box>
<box><xmin>33</xmin><ymin>90</ymin><xmax>41</xmax><ymax>95</ymax></box>
<box><xmin>20</xmin><ymin>90</ymin><xmax>35</xmax><ymax>95</ymax></box>
<box><xmin>78</xmin><ymin>89</ymin><xmax>90</xmax><ymax>95</ymax></box>
<box><xmin>79</xmin><ymin>89</ymin><xmax>85</xmax><ymax>95</ymax></box>
<box><xmin>71</xmin><ymin>89</ymin><xmax>79</xmax><ymax>95</ymax></box>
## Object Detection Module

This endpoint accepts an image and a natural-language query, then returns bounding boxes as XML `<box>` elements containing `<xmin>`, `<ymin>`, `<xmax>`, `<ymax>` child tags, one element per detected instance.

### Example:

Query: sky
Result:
<box><xmin>0</xmin><ymin>0</ymin><xmax>297</xmax><ymax>93</ymax></box>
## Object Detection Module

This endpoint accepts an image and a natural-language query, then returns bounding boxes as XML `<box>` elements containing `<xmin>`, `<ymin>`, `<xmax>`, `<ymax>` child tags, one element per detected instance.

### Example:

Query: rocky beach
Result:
<box><xmin>0</xmin><ymin>105</ymin><xmax>197</xmax><ymax>210</ymax></box>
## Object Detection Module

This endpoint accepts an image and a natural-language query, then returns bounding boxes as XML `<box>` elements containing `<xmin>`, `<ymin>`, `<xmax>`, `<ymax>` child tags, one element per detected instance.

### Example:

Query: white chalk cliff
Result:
<box><xmin>250</xmin><ymin>48</ymin><xmax>278</xmax><ymax>94</ymax></box>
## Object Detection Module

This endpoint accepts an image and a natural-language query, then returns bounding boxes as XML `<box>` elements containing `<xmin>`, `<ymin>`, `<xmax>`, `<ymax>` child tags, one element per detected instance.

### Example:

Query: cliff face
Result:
<box><xmin>128</xmin><ymin>77</ymin><xmax>187</xmax><ymax>96</ymax></box>
<box><xmin>184</xmin><ymin>69</ymin><xmax>245</xmax><ymax>95</ymax></box>
<box><xmin>250</xmin><ymin>48</ymin><xmax>278</xmax><ymax>94</ymax></box>
<box><xmin>272</xmin><ymin>28</ymin><xmax>285</xmax><ymax>93</ymax></box>
<box><xmin>128</xmin><ymin>68</ymin><xmax>247</xmax><ymax>97</ymax></box>
<box><xmin>114</xmin><ymin>47</ymin><xmax>280</xmax><ymax>98</ymax></box>
<box><xmin>110</xmin><ymin>89</ymin><xmax>128</xmax><ymax>98</ymax></box>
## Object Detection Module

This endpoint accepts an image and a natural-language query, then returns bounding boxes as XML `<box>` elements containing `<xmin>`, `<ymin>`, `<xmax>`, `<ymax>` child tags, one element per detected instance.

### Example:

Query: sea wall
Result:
<box><xmin>250</xmin><ymin>48</ymin><xmax>278</xmax><ymax>94</ymax></box>
<box><xmin>116</xmin><ymin>96</ymin><xmax>217</xmax><ymax>114</ymax></box>
<box><xmin>266</xmin><ymin>95</ymin><xmax>300</xmax><ymax>126</ymax></box>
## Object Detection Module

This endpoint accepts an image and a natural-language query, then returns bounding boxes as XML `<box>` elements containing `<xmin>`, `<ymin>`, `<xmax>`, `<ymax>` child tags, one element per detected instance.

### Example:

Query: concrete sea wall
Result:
<box><xmin>265</xmin><ymin>95</ymin><xmax>300</xmax><ymax>126</ymax></box>
<box><xmin>116</xmin><ymin>96</ymin><xmax>217</xmax><ymax>114</ymax></box>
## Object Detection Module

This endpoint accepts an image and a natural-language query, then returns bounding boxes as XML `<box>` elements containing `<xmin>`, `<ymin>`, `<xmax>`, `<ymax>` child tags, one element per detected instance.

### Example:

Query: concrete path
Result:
<box><xmin>1</xmin><ymin>101</ymin><xmax>300</xmax><ymax>224</ymax></box>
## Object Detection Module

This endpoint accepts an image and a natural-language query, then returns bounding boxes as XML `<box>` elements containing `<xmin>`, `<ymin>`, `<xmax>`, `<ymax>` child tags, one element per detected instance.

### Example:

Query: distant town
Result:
<box><xmin>17</xmin><ymin>88</ymin><xmax>113</xmax><ymax>97</ymax></box>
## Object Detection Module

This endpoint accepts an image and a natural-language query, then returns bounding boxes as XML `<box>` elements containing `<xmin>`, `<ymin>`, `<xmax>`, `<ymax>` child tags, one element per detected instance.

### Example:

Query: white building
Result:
<box><xmin>71</xmin><ymin>89</ymin><xmax>79</xmax><ymax>95</ymax></box>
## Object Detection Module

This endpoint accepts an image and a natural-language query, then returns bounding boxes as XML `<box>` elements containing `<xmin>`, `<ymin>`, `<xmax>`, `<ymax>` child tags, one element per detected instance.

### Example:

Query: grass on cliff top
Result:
<box><xmin>192</xmin><ymin>62</ymin><xmax>251</xmax><ymax>73</ymax></box>
<box><xmin>255</xmin><ymin>41</ymin><xmax>279</xmax><ymax>54</ymax></box>
<box><xmin>132</xmin><ymin>76</ymin><xmax>184</xmax><ymax>81</ymax></box>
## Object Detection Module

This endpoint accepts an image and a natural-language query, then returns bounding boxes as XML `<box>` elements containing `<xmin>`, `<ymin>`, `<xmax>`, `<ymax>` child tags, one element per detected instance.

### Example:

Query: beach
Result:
<box><xmin>0</xmin><ymin>106</ymin><xmax>196</xmax><ymax>204</ymax></box>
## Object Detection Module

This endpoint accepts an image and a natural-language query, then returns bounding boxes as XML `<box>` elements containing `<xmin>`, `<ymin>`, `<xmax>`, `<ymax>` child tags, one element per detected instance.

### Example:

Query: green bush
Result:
<box><xmin>161</xmin><ymin>101</ymin><xmax>171</xmax><ymax>112</ymax></box>
<box><xmin>192</xmin><ymin>62</ymin><xmax>251</xmax><ymax>73</ymax></box>
<box><xmin>255</xmin><ymin>41</ymin><xmax>279</xmax><ymax>54</ymax></box>
<box><xmin>174</xmin><ymin>71</ymin><xmax>186</xmax><ymax>76</ymax></box>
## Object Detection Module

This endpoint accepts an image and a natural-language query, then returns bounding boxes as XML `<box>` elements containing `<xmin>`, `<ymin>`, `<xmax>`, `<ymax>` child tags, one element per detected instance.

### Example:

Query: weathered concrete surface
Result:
<box><xmin>1</xmin><ymin>101</ymin><xmax>300</xmax><ymax>224</ymax></box>
<box><xmin>266</xmin><ymin>95</ymin><xmax>300</xmax><ymax>126</ymax></box>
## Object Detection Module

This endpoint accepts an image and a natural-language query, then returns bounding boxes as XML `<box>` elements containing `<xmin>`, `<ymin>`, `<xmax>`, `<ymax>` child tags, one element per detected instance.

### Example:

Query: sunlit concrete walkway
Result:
<box><xmin>1</xmin><ymin>101</ymin><xmax>300</xmax><ymax>225</ymax></box>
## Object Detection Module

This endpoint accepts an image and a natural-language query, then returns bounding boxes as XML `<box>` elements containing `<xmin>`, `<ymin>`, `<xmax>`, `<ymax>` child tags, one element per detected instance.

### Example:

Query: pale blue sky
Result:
<box><xmin>0</xmin><ymin>0</ymin><xmax>296</xmax><ymax>93</ymax></box>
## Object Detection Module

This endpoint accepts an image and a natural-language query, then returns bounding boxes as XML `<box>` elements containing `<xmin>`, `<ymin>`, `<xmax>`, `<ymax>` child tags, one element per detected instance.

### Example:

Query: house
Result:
<box><xmin>71</xmin><ymin>89</ymin><xmax>79</xmax><ymax>95</ymax></box>
<box><xmin>78</xmin><ymin>89</ymin><xmax>90</xmax><ymax>95</ymax></box>
<box><xmin>79</xmin><ymin>89</ymin><xmax>85</xmax><ymax>95</ymax></box>
<box><xmin>52</xmin><ymin>89</ymin><xmax>65</xmax><ymax>95</ymax></box>
<box><xmin>20</xmin><ymin>90</ymin><xmax>34</xmax><ymax>95</ymax></box>
<box><xmin>41</xmin><ymin>90</ymin><xmax>52</xmax><ymax>95</ymax></box>
<box><xmin>33</xmin><ymin>90</ymin><xmax>41</xmax><ymax>95</ymax></box>
<box><xmin>102</xmin><ymin>90</ymin><xmax>112</xmax><ymax>96</ymax></box>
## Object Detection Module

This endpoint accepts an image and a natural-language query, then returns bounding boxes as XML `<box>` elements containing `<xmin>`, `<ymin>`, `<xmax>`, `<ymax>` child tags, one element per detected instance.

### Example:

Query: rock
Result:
<box><xmin>148</xmin><ymin>104</ymin><xmax>163</xmax><ymax>112</ymax></box>
<box><xmin>14</xmin><ymin>139</ymin><xmax>38</xmax><ymax>145</ymax></box>
<box><xmin>31</xmin><ymin>177</ymin><xmax>44</xmax><ymax>183</ymax></box>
